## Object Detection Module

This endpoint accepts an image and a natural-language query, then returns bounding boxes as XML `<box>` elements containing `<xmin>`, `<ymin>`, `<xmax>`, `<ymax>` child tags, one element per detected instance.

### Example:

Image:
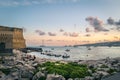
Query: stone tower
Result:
<box><xmin>0</xmin><ymin>26</ymin><xmax>26</xmax><ymax>50</ymax></box>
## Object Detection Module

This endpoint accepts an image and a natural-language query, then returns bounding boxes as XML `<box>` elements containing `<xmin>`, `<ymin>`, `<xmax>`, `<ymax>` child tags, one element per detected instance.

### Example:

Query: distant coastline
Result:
<box><xmin>74</xmin><ymin>41</ymin><xmax>120</xmax><ymax>47</ymax></box>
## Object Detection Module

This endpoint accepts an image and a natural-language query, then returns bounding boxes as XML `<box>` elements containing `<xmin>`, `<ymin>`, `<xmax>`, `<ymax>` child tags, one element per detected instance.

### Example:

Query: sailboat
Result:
<box><xmin>40</xmin><ymin>40</ymin><xmax>45</xmax><ymax>47</ymax></box>
<box><xmin>73</xmin><ymin>41</ymin><xmax>78</xmax><ymax>48</ymax></box>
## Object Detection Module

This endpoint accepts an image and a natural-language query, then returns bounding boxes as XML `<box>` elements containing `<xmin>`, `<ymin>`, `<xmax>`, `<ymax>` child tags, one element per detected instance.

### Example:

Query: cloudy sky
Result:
<box><xmin>0</xmin><ymin>0</ymin><xmax>120</xmax><ymax>46</ymax></box>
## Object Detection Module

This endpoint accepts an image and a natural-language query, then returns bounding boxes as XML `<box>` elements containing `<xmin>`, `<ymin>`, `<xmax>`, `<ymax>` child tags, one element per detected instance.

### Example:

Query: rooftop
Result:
<box><xmin>0</xmin><ymin>25</ymin><xmax>22</xmax><ymax>31</ymax></box>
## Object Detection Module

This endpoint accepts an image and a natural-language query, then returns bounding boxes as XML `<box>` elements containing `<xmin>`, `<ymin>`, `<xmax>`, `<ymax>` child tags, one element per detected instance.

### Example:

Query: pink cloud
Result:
<box><xmin>48</xmin><ymin>32</ymin><xmax>56</xmax><ymax>36</ymax></box>
<box><xmin>69</xmin><ymin>32</ymin><xmax>79</xmax><ymax>37</ymax></box>
<box><xmin>35</xmin><ymin>30</ymin><xmax>46</xmax><ymax>36</ymax></box>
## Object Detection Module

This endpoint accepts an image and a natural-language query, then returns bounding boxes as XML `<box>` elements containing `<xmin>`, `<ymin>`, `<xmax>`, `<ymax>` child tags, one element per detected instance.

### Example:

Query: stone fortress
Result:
<box><xmin>0</xmin><ymin>25</ymin><xmax>26</xmax><ymax>51</ymax></box>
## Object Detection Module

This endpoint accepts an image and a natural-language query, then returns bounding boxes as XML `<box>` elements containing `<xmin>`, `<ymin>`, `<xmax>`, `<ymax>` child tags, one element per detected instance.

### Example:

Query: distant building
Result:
<box><xmin>0</xmin><ymin>26</ymin><xmax>26</xmax><ymax>50</ymax></box>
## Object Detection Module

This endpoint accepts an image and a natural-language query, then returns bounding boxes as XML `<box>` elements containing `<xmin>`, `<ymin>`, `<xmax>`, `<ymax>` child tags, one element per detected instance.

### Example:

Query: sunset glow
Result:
<box><xmin>0</xmin><ymin>0</ymin><xmax>120</xmax><ymax>46</ymax></box>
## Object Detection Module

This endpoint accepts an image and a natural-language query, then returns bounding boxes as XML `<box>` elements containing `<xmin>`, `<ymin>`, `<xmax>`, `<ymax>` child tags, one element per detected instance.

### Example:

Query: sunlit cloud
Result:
<box><xmin>85</xmin><ymin>27</ymin><xmax>92</xmax><ymax>32</ymax></box>
<box><xmin>82</xmin><ymin>40</ymin><xmax>90</xmax><ymax>43</ymax></box>
<box><xmin>69</xmin><ymin>32</ymin><xmax>79</xmax><ymax>37</ymax></box>
<box><xmin>107</xmin><ymin>17</ymin><xmax>120</xmax><ymax>31</ymax></box>
<box><xmin>48</xmin><ymin>32</ymin><xmax>57</xmax><ymax>36</ymax></box>
<box><xmin>86</xmin><ymin>16</ymin><xmax>109</xmax><ymax>32</ymax></box>
<box><xmin>107</xmin><ymin>17</ymin><xmax>115</xmax><ymax>25</ymax></box>
<box><xmin>103</xmin><ymin>33</ymin><xmax>108</xmax><ymax>35</ymax></box>
<box><xmin>84</xmin><ymin>34</ymin><xmax>91</xmax><ymax>37</ymax></box>
<box><xmin>63</xmin><ymin>32</ymin><xmax>79</xmax><ymax>37</ymax></box>
<box><xmin>59</xmin><ymin>29</ymin><xmax>64</xmax><ymax>32</ymax></box>
<box><xmin>35</xmin><ymin>30</ymin><xmax>46</xmax><ymax>36</ymax></box>
<box><xmin>114</xmin><ymin>36</ymin><xmax>119</xmax><ymax>39</ymax></box>
<box><xmin>46</xmin><ymin>39</ymin><xmax>53</xmax><ymax>41</ymax></box>
<box><xmin>63</xmin><ymin>32</ymin><xmax>69</xmax><ymax>36</ymax></box>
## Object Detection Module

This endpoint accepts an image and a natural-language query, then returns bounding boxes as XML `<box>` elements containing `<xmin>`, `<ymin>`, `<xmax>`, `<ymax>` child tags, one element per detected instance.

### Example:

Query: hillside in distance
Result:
<box><xmin>74</xmin><ymin>41</ymin><xmax>120</xmax><ymax>47</ymax></box>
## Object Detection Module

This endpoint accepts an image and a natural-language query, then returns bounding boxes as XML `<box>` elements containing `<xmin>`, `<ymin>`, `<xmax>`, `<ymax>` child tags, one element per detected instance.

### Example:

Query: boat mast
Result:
<box><xmin>42</xmin><ymin>39</ymin><xmax>45</xmax><ymax>46</ymax></box>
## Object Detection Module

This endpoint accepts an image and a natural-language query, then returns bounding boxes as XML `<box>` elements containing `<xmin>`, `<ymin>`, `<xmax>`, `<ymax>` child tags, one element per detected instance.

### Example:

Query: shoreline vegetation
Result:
<box><xmin>0</xmin><ymin>50</ymin><xmax>120</xmax><ymax>80</ymax></box>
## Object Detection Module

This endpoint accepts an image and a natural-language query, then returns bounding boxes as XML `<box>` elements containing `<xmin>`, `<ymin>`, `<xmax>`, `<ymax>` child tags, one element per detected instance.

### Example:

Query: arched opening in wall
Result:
<box><xmin>0</xmin><ymin>42</ymin><xmax>5</xmax><ymax>50</ymax></box>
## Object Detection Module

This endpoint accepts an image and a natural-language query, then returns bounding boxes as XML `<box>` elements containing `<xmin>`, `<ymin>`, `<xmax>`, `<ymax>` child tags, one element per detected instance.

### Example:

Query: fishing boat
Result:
<box><xmin>88</xmin><ymin>47</ymin><xmax>91</xmax><ymax>50</ymax></box>
<box><xmin>65</xmin><ymin>49</ymin><xmax>70</xmax><ymax>52</ymax></box>
<box><xmin>46</xmin><ymin>53</ymin><xmax>54</xmax><ymax>56</ymax></box>
<box><xmin>62</xmin><ymin>53</ymin><xmax>70</xmax><ymax>58</ymax></box>
<box><xmin>54</xmin><ymin>54</ymin><xmax>61</xmax><ymax>57</ymax></box>
<box><xmin>87</xmin><ymin>46</ymin><xmax>91</xmax><ymax>50</ymax></box>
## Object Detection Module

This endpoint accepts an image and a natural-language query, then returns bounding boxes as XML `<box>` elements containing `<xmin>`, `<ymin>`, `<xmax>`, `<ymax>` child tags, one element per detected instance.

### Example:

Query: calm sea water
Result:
<box><xmin>29</xmin><ymin>46</ymin><xmax>120</xmax><ymax>61</ymax></box>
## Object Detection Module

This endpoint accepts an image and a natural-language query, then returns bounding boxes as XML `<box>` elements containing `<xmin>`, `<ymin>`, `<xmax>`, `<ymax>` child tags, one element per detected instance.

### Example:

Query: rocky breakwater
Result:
<box><xmin>76</xmin><ymin>57</ymin><xmax>120</xmax><ymax>80</ymax></box>
<box><xmin>0</xmin><ymin>50</ymin><xmax>66</xmax><ymax>80</ymax></box>
<box><xmin>0</xmin><ymin>50</ymin><xmax>120</xmax><ymax>80</ymax></box>
<box><xmin>0</xmin><ymin>50</ymin><xmax>34</xmax><ymax>80</ymax></box>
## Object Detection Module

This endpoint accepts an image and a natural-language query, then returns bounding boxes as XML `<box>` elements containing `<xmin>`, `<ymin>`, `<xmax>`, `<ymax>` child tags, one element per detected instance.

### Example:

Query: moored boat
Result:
<box><xmin>62</xmin><ymin>53</ymin><xmax>70</xmax><ymax>58</ymax></box>
<box><xmin>65</xmin><ymin>49</ymin><xmax>70</xmax><ymax>52</ymax></box>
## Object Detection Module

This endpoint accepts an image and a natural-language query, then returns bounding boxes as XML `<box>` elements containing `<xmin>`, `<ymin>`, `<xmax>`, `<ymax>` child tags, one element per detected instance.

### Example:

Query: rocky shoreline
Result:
<box><xmin>0</xmin><ymin>50</ymin><xmax>120</xmax><ymax>80</ymax></box>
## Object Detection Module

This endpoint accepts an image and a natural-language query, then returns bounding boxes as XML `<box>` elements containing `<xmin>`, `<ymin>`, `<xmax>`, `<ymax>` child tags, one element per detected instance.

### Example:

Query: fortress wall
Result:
<box><xmin>0</xmin><ymin>31</ymin><xmax>13</xmax><ymax>49</ymax></box>
<box><xmin>12</xmin><ymin>28</ymin><xmax>26</xmax><ymax>49</ymax></box>
<box><xmin>0</xmin><ymin>26</ymin><xmax>26</xmax><ymax>49</ymax></box>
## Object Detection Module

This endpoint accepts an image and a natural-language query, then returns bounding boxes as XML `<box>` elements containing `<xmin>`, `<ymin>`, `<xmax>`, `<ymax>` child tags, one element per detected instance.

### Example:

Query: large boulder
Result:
<box><xmin>10</xmin><ymin>71</ymin><xmax>19</xmax><ymax>79</ymax></box>
<box><xmin>32</xmin><ymin>71</ymin><xmax>45</xmax><ymax>80</ymax></box>
<box><xmin>0</xmin><ymin>71</ymin><xmax>6</xmax><ymax>79</ymax></box>
<box><xmin>67</xmin><ymin>78</ymin><xmax>73</xmax><ymax>80</ymax></box>
<box><xmin>46</xmin><ymin>74</ymin><xmax>65</xmax><ymax>80</ymax></box>
<box><xmin>21</xmin><ymin>70</ymin><xmax>34</xmax><ymax>80</ymax></box>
